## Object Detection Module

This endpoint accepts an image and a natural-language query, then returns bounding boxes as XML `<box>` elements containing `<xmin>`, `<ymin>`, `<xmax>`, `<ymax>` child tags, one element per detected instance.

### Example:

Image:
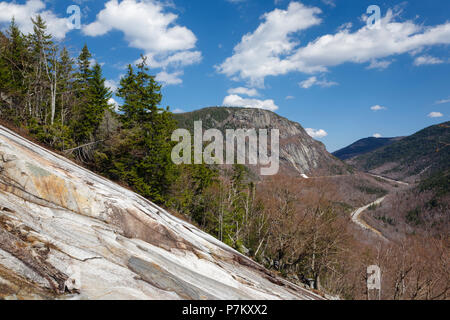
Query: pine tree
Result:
<box><xmin>109</xmin><ymin>57</ymin><xmax>177</xmax><ymax>203</ymax></box>
<box><xmin>0</xmin><ymin>18</ymin><xmax>29</xmax><ymax>121</ymax></box>
<box><xmin>72</xmin><ymin>44</ymin><xmax>94</xmax><ymax>143</ymax></box>
<box><xmin>117</xmin><ymin>58</ymin><xmax>162</xmax><ymax>126</ymax></box>
<box><xmin>29</xmin><ymin>15</ymin><xmax>53</xmax><ymax>123</ymax></box>
<box><xmin>57</xmin><ymin>47</ymin><xmax>75</xmax><ymax>126</ymax></box>
<box><xmin>76</xmin><ymin>44</ymin><xmax>92</xmax><ymax>89</ymax></box>
<box><xmin>73</xmin><ymin>62</ymin><xmax>111</xmax><ymax>144</ymax></box>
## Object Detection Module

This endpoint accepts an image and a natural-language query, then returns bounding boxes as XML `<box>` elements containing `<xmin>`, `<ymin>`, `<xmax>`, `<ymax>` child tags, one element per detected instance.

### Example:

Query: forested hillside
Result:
<box><xmin>333</xmin><ymin>137</ymin><xmax>403</xmax><ymax>160</ymax></box>
<box><xmin>348</xmin><ymin>122</ymin><xmax>450</xmax><ymax>183</ymax></box>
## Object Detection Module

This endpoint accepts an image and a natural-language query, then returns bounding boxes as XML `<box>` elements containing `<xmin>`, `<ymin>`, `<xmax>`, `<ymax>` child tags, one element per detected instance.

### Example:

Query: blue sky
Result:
<box><xmin>0</xmin><ymin>0</ymin><xmax>449</xmax><ymax>152</ymax></box>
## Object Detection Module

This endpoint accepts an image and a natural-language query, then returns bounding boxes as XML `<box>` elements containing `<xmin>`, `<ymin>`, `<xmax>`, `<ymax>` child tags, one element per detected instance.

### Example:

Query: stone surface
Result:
<box><xmin>0</xmin><ymin>125</ymin><xmax>323</xmax><ymax>300</ymax></box>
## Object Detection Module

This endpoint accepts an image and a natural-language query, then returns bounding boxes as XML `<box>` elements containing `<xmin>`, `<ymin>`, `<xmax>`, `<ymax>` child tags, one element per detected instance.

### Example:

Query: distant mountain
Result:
<box><xmin>333</xmin><ymin>137</ymin><xmax>404</xmax><ymax>160</ymax></box>
<box><xmin>347</xmin><ymin>122</ymin><xmax>450</xmax><ymax>183</ymax></box>
<box><xmin>173</xmin><ymin>107</ymin><xmax>349</xmax><ymax>176</ymax></box>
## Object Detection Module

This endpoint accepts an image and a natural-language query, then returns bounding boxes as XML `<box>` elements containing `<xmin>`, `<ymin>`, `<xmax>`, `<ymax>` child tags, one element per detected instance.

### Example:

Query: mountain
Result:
<box><xmin>0</xmin><ymin>125</ymin><xmax>322</xmax><ymax>300</ymax></box>
<box><xmin>333</xmin><ymin>137</ymin><xmax>403</xmax><ymax>160</ymax></box>
<box><xmin>347</xmin><ymin>122</ymin><xmax>450</xmax><ymax>183</ymax></box>
<box><xmin>174</xmin><ymin>107</ymin><xmax>349</xmax><ymax>176</ymax></box>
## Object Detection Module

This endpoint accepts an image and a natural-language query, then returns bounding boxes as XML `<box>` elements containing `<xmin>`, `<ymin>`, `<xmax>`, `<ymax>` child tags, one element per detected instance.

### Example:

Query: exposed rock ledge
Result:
<box><xmin>0</xmin><ymin>125</ymin><xmax>322</xmax><ymax>300</ymax></box>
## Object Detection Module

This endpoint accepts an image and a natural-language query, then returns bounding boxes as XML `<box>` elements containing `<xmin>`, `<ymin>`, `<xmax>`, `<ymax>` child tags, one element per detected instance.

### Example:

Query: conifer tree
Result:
<box><xmin>29</xmin><ymin>15</ymin><xmax>53</xmax><ymax>122</ymax></box>
<box><xmin>0</xmin><ymin>18</ymin><xmax>29</xmax><ymax>121</ymax></box>
<box><xmin>57</xmin><ymin>47</ymin><xmax>75</xmax><ymax>126</ymax></box>
<box><xmin>111</xmin><ymin>57</ymin><xmax>177</xmax><ymax>203</ymax></box>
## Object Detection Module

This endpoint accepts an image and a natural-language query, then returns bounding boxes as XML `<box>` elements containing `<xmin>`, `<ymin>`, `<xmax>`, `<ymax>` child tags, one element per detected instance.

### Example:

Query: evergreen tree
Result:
<box><xmin>72</xmin><ymin>44</ymin><xmax>99</xmax><ymax>143</ymax></box>
<box><xmin>57</xmin><ymin>47</ymin><xmax>75</xmax><ymax>126</ymax></box>
<box><xmin>76</xmin><ymin>44</ymin><xmax>92</xmax><ymax>89</ymax></box>
<box><xmin>28</xmin><ymin>15</ymin><xmax>53</xmax><ymax>123</ymax></box>
<box><xmin>107</xmin><ymin>58</ymin><xmax>177</xmax><ymax>203</ymax></box>
<box><xmin>0</xmin><ymin>18</ymin><xmax>29</xmax><ymax>121</ymax></box>
<box><xmin>117</xmin><ymin>58</ymin><xmax>162</xmax><ymax>126</ymax></box>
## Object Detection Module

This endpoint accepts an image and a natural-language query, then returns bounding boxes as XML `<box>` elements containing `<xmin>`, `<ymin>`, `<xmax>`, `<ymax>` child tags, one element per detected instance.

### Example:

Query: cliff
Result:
<box><xmin>174</xmin><ymin>107</ymin><xmax>349</xmax><ymax>176</ymax></box>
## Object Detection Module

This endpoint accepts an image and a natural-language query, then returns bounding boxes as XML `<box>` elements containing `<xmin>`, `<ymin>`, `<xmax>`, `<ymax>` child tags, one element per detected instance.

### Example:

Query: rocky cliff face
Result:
<box><xmin>0</xmin><ymin>125</ymin><xmax>322</xmax><ymax>300</ymax></box>
<box><xmin>174</xmin><ymin>107</ymin><xmax>348</xmax><ymax>176</ymax></box>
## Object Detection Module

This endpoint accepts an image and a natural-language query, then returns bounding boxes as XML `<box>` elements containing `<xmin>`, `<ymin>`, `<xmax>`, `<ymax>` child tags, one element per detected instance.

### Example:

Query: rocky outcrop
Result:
<box><xmin>174</xmin><ymin>107</ymin><xmax>348</xmax><ymax>176</ymax></box>
<box><xmin>0</xmin><ymin>125</ymin><xmax>322</xmax><ymax>300</ymax></box>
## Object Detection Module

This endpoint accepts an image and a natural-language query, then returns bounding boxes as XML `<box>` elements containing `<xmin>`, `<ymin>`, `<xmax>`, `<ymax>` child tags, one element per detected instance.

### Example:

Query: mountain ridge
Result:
<box><xmin>333</xmin><ymin>137</ymin><xmax>404</xmax><ymax>160</ymax></box>
<box><xmin>347</xmin><ymin>121</ymin><xmax>450</xmax><ymax>183</ymax></box>
<box><xmin>174</xmin><ymin>107</ymin><xmax>349</xmax><ymax>177</ymax></box>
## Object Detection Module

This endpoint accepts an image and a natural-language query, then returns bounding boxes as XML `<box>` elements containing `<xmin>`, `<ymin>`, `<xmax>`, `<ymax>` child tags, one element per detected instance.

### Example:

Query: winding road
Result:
<box><xmin>368</xmin><ymin>173</ymin><xmax>410</xmax><ymax>186</ymax></box>
<box><xmin>351</xmin><ymin>197</ymin><xmax>388</xmax><ymax>240</ymax></box>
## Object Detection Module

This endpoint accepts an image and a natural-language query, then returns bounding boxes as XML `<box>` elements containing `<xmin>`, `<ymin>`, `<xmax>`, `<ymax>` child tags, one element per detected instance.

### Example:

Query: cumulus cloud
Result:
<box><xmin>371</xmin><ymin>105</ymin><xmax>387</xmax><ymax>111</ymax></box>
<box><xmin>0</xmin><ymin>0</ymin><xmax>74</xmax><ymax>39</ymax></box>
<box><xmin>223</xmin><ymin>94</ymin><xmax>279</xmax><ymax>111</ymax></box>
<box><xmin>305</xmin><ymin>128</ymin><xmax>328</xmax><ymax>139</ymax></box>
<box><xmin>414</xmin><ymin>55</ymin><xmax>444</xmax><ymax>66</ymax></box>
<box><xmin>83</xmin><ymin>0</ymin><xmax>201</xmax><ymax>84</ymax></box>
<box><xmin>299</xmin><ymin>76</ymin><xmax>338</xmax><ymax>89</ymax></box>
<box><xmin>227</xmin><ymin>87</ymin><xmax>260</xmax><ymax>97</ymax></box>
<box><xmin>428</xmin><ymin>112</ymin><xmax>443</xmax><ymax>118</ymax></box>
<box><xmin>373</xmin><ymin>133</ymin><xmax>382</xmax><ymax>138</ymax></box>
<box><xmin>218</xmin><ymin>3</ymin><xmax>450</xmax><ymax>85</ymax></box>
<box><xmin>216</xmin><ymin>2</ymin><xmax>322</xmax><ymax>87</ymax></box>
<box><xmin>155</xmin><ymin>71</ymin><xmax>183</xmax><ymax>86</ymax></box>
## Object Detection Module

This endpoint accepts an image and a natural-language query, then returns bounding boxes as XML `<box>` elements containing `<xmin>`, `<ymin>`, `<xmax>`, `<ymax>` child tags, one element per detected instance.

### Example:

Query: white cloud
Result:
<box><xmin>321</xmin><ymin>0</ymin><xmax>336</xmax><ymax>7</ymax></box>
<box><xmin>373</xmin><ymin>133</ymin><xmax>382</xmax><ymax>138</ymax></box>
<box><xmin>285</xmin><ymin>95</ymin><xmax>295</xmax><ymax>100</ymax></box>
<box><xmin>155</xmin><ymin>71</ymin><xmax>183</xmax><ymax>86</ymax></box>
<box><xmin>337</xmin><ymin>22</ymin><xmax>352</xmax><ymax>32</ymax></box>
<box><xmin>0</xmin><ymin>0</ymin><xmax>73</xmax><ymax>39</ymax></box>
<box><xmin>413</xmin><ymin>55</ymin><xmax>444</xmax><ymax>66</ymax></box>
<box><xmin>428</xmin><ymin>112</ymin><xmax>443</xmax><ymax>118</ymax></box>
<box><xmin>218</xmin><ymin>4</ymin><xmax>450</xmax><ymax>85</ymax></box>
<box><xmin>105</xmin><ymin>79</ymin><xmax>118</xmax><ymax>92</ymax></box>
<box><xmin>305</xmin><ymin>128</ymin><xmax>328</xmax><ymax>139</ymax></box>
<box><xmin>436</xmin><ymin>98</ymin><xmax>450</xmax><ymax>105</ymax></box>
<box><xmin>371</xmin><ymin>105</ymin><xmax>387</xmax><ymax>111</ymax></box>
<box><xmin>223</xmin><ymin>94</ymin><xmax>279</xmax><ymax>111</ymax></box>
<box><xmin>144</xmin><ymin>50</ymin><xmax>202</xmax><ymax>69</ymax></box>
<box><xmin>172</xmin><ymin>108</ymin><xmax>185</xmax><ymax>114</ymax></box>
<box><xmin>108</xmin><ymin>97</ymin><xmax>120</xmax><ymax>112</ymax></box>
<box><xmin>83</xmin><ymin>0</ymin><xmax>201</xmax><ymax>84</ymax></box>
<box><xmin>216</xmin><ymin>2</ymin><xmax>322</xmax><ymax>87</ymax></box>
<box><xmin>299</xmin><ymin>76</ymin><xmax>338</xmax><ymax>89</ymax></box>
<box><xmin>367</xmin><ymin>59</ymin><xmax>393</xmax><ymax>70</ymax></box>
<box><xmin>227</xmin><ymin>87</ymin><xmax>260</xmax><ymax>97</ymax></box>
